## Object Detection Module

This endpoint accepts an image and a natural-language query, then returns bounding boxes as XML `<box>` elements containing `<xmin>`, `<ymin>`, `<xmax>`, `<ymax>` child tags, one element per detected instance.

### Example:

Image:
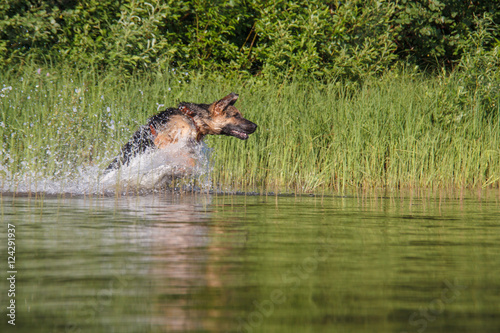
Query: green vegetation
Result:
<box><xmin>0</xmin><ymin>0</ymin><xmax>499</xmax><ymax>193</ymax></box>
<box><xmin>1</xmin><ymin>61</ymin><xmax>498</xmax><ymax>193</ymax></box>
<box><xmin>1</xmin><ymin>0</ymin><xmax>499</xmax><ymax>78</ymax></box>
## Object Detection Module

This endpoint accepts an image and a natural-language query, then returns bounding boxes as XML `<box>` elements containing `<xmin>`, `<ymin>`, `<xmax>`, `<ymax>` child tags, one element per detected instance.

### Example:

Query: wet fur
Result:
<box><xmin>106</xmin><ymin>93</ymin><xmax>257</xmax><ymax>172</ymax></box>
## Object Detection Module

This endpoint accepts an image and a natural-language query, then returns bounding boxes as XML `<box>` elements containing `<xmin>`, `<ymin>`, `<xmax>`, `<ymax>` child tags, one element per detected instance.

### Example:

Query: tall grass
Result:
<box><xmin>0</xmin><ymin>65</ymin><xmax>499</xmax><ymax>194</ymax></box>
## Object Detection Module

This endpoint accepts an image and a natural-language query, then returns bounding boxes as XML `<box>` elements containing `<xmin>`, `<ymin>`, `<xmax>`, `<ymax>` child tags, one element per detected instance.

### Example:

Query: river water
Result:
<box><xmin>0</xmin><ymin>190</ymin><xmax>499</xmax><ymax>333</ymax></box>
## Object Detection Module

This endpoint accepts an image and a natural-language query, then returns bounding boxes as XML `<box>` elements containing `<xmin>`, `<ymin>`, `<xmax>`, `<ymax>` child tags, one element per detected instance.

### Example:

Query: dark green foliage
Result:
<box><xmin>393</xmin><ymin>0</ymin><xmax>500</xmax><ymax>67</ymax></box>
<box><xmin>252</xmin><ymin>0</ymin><xmax>398</xmax><ymax>79</ymax></box>
<box><xmin>0</xmin><ymin>0</ymin><xmax>257</xmax><ymax>73</ymax></box>
<box><xmin>431</xmin><ymin>15</ymin><xmax>500</xmax><ymax>125</ymax></box>
<box><xmin>1</xmin><ymin>0</ymin><xmax>498</xmax><ymax>79</ymax></box>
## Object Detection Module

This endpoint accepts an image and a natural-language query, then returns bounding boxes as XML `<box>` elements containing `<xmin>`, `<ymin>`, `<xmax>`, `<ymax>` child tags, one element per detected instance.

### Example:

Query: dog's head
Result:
<box><xmin>179</xmin><ymin>93</ymin><xmax>257</xmax><ymax>141</ymax></box>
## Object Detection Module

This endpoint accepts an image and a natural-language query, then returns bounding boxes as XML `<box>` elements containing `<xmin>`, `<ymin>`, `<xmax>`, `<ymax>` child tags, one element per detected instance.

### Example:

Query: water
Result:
<box><xmin>1</xmin><ymin>191</ymin><xmax>500</xmax><ymax>333</ymax></box>
<box><xmin>1</xmin><ymin>140</ymin><xmax>212</xmax><ymax>195</ymax></box>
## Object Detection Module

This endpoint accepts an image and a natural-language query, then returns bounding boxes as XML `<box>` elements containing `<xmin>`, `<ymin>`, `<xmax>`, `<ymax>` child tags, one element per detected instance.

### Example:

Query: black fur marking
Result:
<box><xmin>220</xmin><ymin>120</ymin><xmax>257</xmax><ymax>140</ymax></box>
<box><xmin>105</xmin><ymin>107</ymin><xmax>181</xmax><ymax>172</ymax></box>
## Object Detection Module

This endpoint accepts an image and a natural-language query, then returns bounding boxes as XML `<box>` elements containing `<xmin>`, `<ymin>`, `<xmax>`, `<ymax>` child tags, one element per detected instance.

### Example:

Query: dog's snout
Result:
<box><xmin>246</xmin><ymin>121</ymin><xmax>257</xmax><ymax>134</ymax></box>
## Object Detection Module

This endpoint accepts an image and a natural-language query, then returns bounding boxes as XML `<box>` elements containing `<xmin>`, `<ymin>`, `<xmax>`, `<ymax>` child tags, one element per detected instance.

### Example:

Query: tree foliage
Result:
<box><xmin>0</xmin><ymin>0</ymin><xmax>498</xmax><ymax>79</ymax></box>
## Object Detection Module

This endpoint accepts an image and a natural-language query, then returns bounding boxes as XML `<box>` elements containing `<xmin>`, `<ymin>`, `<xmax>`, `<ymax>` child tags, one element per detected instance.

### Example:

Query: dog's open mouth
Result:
<box><xmin>229</xmin><ymin>130</ymin><xmax>249</xmax><ymax>140</ymax></box>
<box><xmin>222</xmin><ymin>121</ymin><xmax>257</xmax><ymax>140</ymax></box>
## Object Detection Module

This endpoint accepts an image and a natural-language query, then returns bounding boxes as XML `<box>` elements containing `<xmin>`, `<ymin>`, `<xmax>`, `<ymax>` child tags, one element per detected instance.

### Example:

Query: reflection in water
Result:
<box><xmin>73</xmin><ymin>194</ymin><xmax>229</xmax><ymax>332</ymax></box>
<box><xmin>120</xmin><ymin>195</ymin><xmax>213</xmax><ymax>332</ymax></box>
<box><xmin>0</xmin><ymin>191</ymin><xmax>499</xmax><ymax>333</ymax></box>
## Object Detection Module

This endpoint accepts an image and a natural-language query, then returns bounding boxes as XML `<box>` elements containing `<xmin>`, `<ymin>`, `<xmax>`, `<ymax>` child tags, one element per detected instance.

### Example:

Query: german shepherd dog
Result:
<box><xmin>105</xmin><ymin>93</ymin><xmax>257</xmax><ymax>173</ymax></box>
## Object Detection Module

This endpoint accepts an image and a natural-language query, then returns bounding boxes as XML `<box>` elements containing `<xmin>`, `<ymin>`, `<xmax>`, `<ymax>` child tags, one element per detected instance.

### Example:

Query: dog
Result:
<box><xmin>105</xmin><ymin>92</ymin><xmax>257</xmax><ymax>173</ymax></box>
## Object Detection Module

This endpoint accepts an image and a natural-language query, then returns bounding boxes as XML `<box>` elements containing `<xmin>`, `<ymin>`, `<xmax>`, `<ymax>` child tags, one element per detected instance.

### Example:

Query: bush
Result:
<box><xmin>431</xmin><ymin>14</ymin><xmax>500</xmax><ymax>126</ymax></box>
<box><xmin>253</xmin><ymin>0</ymin><xmax>397</xmax><ymax>79</ymax></box>
<box><xmin>393</xmin><ymin>0</ymin><xmax>500</xmax><ymax>67</ymax></box>
<box><xmin>0</xmin><ymin>0</ymin><xmax>499</xmax><ymax>80</ymax></box>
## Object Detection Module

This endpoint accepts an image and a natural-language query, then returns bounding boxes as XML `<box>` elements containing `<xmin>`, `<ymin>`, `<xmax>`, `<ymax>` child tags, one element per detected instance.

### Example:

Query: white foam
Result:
<box><xmin>0</xmin><ymin>142</ymin><xmax>211</xmax><ymax>195</ymax></box>
<box><xmin>100</xmin><ymin>142</ymin><xmax>211</xmax><ymax>192</ymax></box>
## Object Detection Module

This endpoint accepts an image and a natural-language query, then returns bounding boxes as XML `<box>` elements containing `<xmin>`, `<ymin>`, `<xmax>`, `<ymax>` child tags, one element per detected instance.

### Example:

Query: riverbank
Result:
<box><xmin>0</xmin><ymin>65</ymin><xmax>498</xmax><ymax>194</ymax></box>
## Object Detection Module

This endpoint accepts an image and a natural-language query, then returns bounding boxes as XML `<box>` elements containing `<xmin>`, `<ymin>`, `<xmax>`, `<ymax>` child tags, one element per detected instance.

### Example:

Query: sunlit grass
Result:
<box><xmin>1</xmin><ymin>65</ymin><xmax>499</xmax><ymax>194</ymax></box>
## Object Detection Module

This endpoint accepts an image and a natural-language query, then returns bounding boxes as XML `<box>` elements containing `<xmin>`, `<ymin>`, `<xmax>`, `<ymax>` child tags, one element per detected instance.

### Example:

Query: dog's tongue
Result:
<box><xmin>231</xmin><ymin>130</ymin><xmax>249</xmax><ymax>140</ymax></box>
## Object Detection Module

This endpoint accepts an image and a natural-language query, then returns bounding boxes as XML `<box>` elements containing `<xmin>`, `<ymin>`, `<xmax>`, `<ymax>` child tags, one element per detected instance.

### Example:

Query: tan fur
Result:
<box><xmin>105</xmin><ymin>92</ymin><xmax>256</xmax><ymax>173</ymax></box>
<box><xmin>180</xmin><ymin>103</ymin><xmax>248</xmax><ymax>141</ymax></box>
<box><xmin>198</xmin><ymin>105</ymin><xmax>244</xmax><ymax>135</ymax></box>
<box><xmin>153</xmin><ymin>115</ymin><xmax>197</xmax><ymax>148</ymax></box>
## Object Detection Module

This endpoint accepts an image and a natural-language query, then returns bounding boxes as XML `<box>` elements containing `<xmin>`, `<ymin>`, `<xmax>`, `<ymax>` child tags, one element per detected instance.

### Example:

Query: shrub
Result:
<box><xmin>0</xmin><ymin>0</ymin><xmax>498</xmax><ymax>80</ymax></box>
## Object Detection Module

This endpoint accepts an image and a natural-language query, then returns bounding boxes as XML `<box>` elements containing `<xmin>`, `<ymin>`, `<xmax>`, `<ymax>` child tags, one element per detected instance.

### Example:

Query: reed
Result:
<box><xmin>1</xmin><ymin>65</ymin><xmax>498</xmax><ymax>194</ymax></box>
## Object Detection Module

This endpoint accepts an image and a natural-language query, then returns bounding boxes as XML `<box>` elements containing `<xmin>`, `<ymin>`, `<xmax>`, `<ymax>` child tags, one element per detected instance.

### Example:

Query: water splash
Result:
<box><xmin>100</xmin><ymin>142</ymin><xmax>212</xmax><ymax>193</ymax></box>
<box><xmin>0</xmin><ymin>142</ymin><xmax>212</xmax><ymax>196</ymax></box>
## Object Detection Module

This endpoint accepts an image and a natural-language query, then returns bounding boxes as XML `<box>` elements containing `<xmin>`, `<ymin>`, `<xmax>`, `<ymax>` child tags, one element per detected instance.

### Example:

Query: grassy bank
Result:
<box><xmin>0</xmin><ymin>65</ymin><xmax>499</xmax><ymax>194</ymax></box>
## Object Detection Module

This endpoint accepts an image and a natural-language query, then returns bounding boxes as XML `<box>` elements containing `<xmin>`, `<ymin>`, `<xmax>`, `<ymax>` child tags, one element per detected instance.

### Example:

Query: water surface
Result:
<box><xmin>1</xmin><ymin>191</ymin><xmax>499</xmax><ymax>333</ymax></box>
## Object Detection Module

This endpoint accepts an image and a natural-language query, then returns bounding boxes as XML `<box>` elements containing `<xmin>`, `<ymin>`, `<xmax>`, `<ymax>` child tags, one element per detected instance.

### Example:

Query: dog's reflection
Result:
<box><xmin>105</xmin><ymin>193</ymin><xmax>246</xmax><ymax>332</ymax></box>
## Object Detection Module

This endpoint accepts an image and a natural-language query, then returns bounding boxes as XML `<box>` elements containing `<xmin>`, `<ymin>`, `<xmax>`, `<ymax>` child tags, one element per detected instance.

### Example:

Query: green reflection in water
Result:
<box><xmin>0</xmin><ymin>192</ymin><xmax>499</xmax><ymax>333</ymax></box>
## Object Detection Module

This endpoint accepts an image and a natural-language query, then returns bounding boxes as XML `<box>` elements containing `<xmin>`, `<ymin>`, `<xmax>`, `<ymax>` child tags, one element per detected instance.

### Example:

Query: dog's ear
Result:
<box><xmin>210</xmin><ymin>93</ymin><xmax>239</xmax><ymax>116</ymax></box>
